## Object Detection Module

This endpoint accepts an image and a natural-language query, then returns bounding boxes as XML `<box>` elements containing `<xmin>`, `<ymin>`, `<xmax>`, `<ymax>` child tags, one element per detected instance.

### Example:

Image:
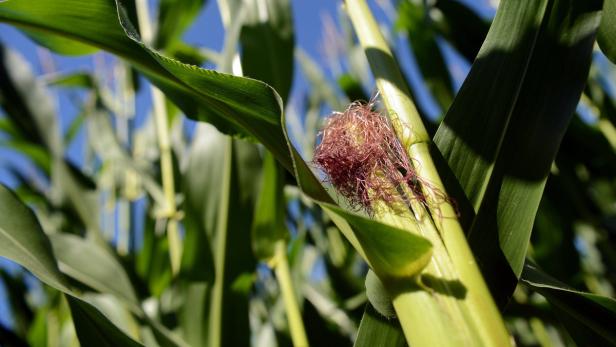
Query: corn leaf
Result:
<box><xmin>0</xmin><ymin>183</ymin><xmax>146</xmax><ymax>346</ymax></box>
<box><xmin>181</xmin><ymin>123</ymin><xmax>259</xmax><ymax>347</ymax></box>
<box><xmin>354</xmin><ymin>303</ymin><xmax>406</xmax><ymax>347</ymax></box>
<box><xmin>240</xmin><ymin>0</ymin><xmax>294</xmax><ymax>103</ymax></box>
<box><xmin>0</xmin><ymin>184</ymin><xmax>70</xmax><ymax>293</ymax></box>
<box><xmin>521</xmin><ymin>261</ymin><xmax>616</xmax><ymax>346</ymax></box>
<box><xmin>155</xmin><ymin>0</ymin><xmax>207</xmax><ymax>49</ymax></box>
<box><xmin>66</xmin><ymin>296</ymin><xmax>144</xmax><ymax>347</ymax></box>
<box><xmin>0</xmin><ymin>0</ymin><xmax>292</xmax><ymax>171</ymax></box>
<box><xmin>434</xmin><ymin>0</ymin><xmax>603</xmax><ymax>305</ymax></box>
<box><xmin>251</xmin><ymin>152</ymin><xmax>286</xmax><ymax>261</ymax></box>
<box><xmin>598</xmin><ymin>0</ymin><xmax>616</xmax><ymax>63</ymax></box>
<box><xmin>49</xmin><ymin>233</ymin><xmax>140</xmax><ymax>311</ymax></box>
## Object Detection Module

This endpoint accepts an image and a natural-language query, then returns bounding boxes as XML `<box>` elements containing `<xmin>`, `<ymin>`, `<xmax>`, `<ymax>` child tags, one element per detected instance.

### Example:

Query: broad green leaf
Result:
<box><xmin>82</xmin><ymin>293</ymin><xmax>142</xmax><ymax>341</ymax></box>
<box><xmin>0</xmin><ymin>184</ymin><xmax>70</xmax><ymax>292</ymax></box>
<box><xmin>49</xmin><ymin>233</ymin><xmax>140</xmax><ymax>311</ymax></box>
<box><xmin>434</xmin><ymin>0</ymin><xmax>603</xmax><ymax>305</ymax></box>
<box><xmin>240</xmin><ymin>0</ymin><xmax>294</xmax><ymax>103</ymax></box>
<box><xmin>521</xmin><ymin>261</ymin><xmax>616</xmax><ymax>346</ymax></box>
<box><xmin>22</xmin><ymin>29</ymin><xmax>99</xmax><ymax>55</ymax></box>
<box><xmin>0</xmin><ymin>0</ymin><xmax>292</xmax><ymax>171</ymax></box>
<box><xmin>251</xmin><ymin>151</ymin><xmax>286</xmax><ymax>260</ymax></box>
<box><xmin>67</xmin><ymin>295</ymin><xmax>144</xmax><ymax>347</ymax></box>
<box><xmin>0</xmin><ymin>184</ymin><xmax>149</xmax><ymax>346</ymax></box>
<box><xmin>155</xmin><ymin>0</ymin><xmax>207</xmax><ymax>49</ymax></box>
<box><xmin>598</xmin><ymin>0</ymin><xmax>616</xmax><ymax>64</ymax></box>
<box><xmin>238</xmin><ymin>0</ymin><xmax>293</xmax><ymax>260</ymax></box>
<box><xmin>321</xmin><ymin>203</ymin><xmax>432</xmax><ymax>281</ymax></box>
<box><xmin>181</xmin><ymin>123</ymin><xmax>259</xmax><ymax>347</ymax></box>
<box><xmin>180</xmin><ymin>124</ymin><xmax>222</xmax><ymax>283</ymax></box>
<box><xmin>354</xmin><ymin>303</ymin><xmax>406</xmax><ymax>347</ymax></box>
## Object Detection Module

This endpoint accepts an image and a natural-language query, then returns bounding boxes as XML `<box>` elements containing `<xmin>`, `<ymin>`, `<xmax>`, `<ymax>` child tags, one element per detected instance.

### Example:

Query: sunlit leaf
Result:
<box><xmin>0</xmin><ymin>0</ymin><xmax>292</xmax><ymax>171</ymax></box>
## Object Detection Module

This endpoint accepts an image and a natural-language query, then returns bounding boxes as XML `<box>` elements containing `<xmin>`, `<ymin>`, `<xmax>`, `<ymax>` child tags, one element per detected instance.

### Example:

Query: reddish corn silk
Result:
<box><xmin>312</xmin><ymin>101</ymin><xmax>423</xmax><ymax>213</ymax></box>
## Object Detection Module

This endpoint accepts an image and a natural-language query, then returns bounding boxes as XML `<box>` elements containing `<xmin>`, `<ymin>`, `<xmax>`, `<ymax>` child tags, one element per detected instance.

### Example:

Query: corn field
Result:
<box><xmin>0</xmin><ymin>0</ymin><xmax>615</xmax><ymax>346</ymax></box>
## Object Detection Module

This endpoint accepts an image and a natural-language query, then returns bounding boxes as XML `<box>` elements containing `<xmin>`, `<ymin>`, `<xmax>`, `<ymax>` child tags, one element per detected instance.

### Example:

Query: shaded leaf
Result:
<box><xmin>252</xmin><ymin>151</ymin><xmax>286</xmax><ymax>261</ymax></box>
<box><xmin>0</xmin><ymin>183</ymin><xmax>70</xmax><ymax>292</ymax></box>
<box><xmin>521</xmin><ymin>261</ymin><xmax>616</xmax><ymax>346</ymax></box>
<box><xmin>155</xmin><ymin>0</ymin><xmax>207</xmax><ymax>49</ymax></box>
<box><xmin>434</xmin><ymin>0</ymin><xmax>603</xmax><ymax>305</ymax></box>
<box><xmin>67</xmin><ymin>295</ymin><xmax>144</xmax><ymax>347</ymax></box>
<box><xmin>354</xmin><ymin>303</ymin><xmax>406</xmax><ymax>347</ymax></box>
<box><xmin>49</xmin><ymin>233</ymin><xmax>140</xmax><ymax>311</ymax></box>
<box><xmin>182</xmin><ymin>123</ymin><xmax>259</xmax><ymax>347</ymax></box>
<box><xmin>0</xmin><ymin>184</ymin><xmax>150</xmax><ymax>347</ymax></box>
<box><xmin>598</xmin><ymin>0</ymin><xmax>616</xmax><ymax>64</ymax></box>
<box><xmin>240</xmin><ymin>0</ymin><xmax>294</xmax><ymax>103</ymax></box>
<box><xmin>433</xmin><ymin>0</ymin><xmax>489</xmax><ymax>62</ymax></box>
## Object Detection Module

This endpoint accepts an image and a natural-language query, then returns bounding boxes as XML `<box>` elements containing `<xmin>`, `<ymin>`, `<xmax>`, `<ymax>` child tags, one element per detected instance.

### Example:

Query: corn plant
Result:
<box><xmin>0</xmin><ymin>0</ymin><xmax>615</xmax><ymax>346</ymax></box>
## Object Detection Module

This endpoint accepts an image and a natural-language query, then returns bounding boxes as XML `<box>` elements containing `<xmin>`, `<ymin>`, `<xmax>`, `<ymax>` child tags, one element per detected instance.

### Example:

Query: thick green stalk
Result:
<box><xmin>376</xmin><ymin>205</ymin><xmax>476</xmax><ymax>346</ymax></box>
<box><xmin>273</xmin><ymin>240</ymin><xmax>309</xmax><ymax>347</ymax></box>
<box><xmin>136</xmin><ymin>0</ymin><xmax>182</xmax><ymax>274</ymax></box>
<box><xmin>345</xmin><ymin>0</ymin><xmax>510</xmax><ymax>345</ymax></box>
